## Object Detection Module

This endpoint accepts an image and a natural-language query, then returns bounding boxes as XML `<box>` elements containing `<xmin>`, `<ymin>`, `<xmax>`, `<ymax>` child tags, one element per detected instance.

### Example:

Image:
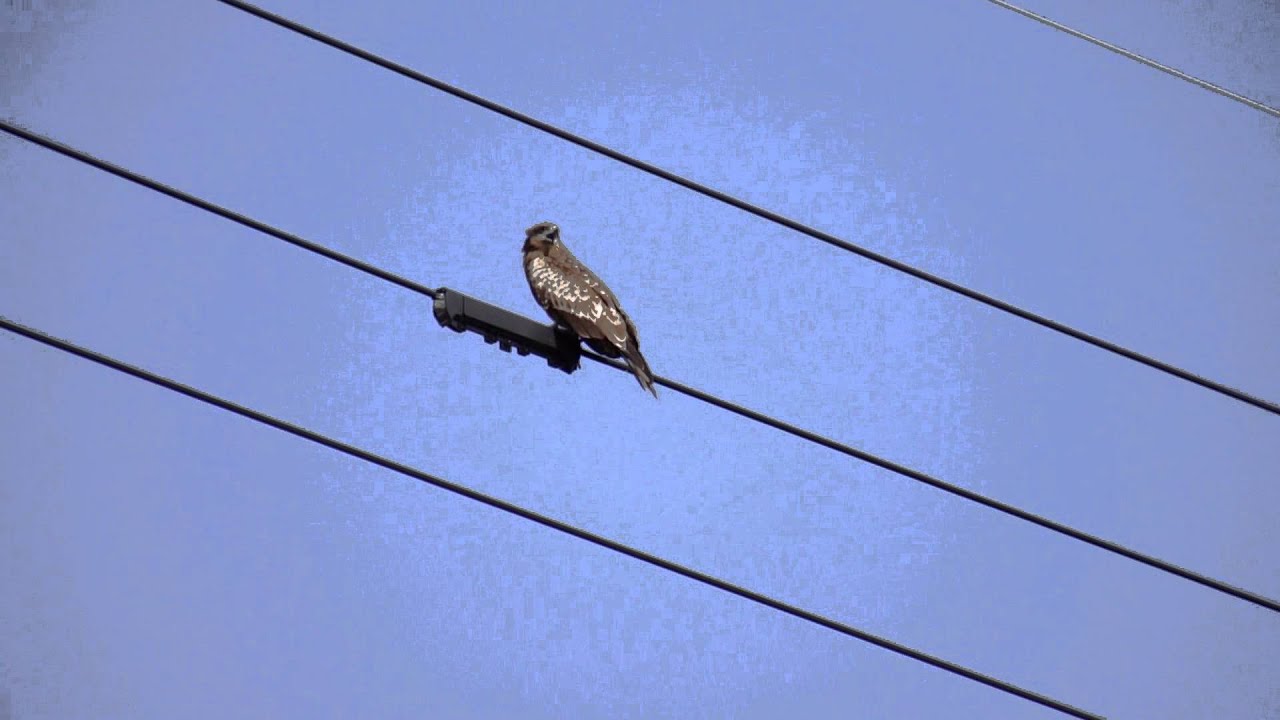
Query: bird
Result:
<box><xmin>522</xmin><ymin>221</ymin><xmax>658</xmax><ymax>397</ymax></box>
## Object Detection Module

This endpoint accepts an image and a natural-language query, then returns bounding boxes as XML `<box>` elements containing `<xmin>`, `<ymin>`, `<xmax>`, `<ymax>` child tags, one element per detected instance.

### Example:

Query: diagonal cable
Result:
<box><xmin>984</xmin><ymin>0</ymin><xmax>1280</xmax><ymax>119</ymax></box>
<box><xmin>581</xmin><ymin>350</ymin><xmax>1280</xmax><ymax>615</ymax></box>
<box><xmin>0</xmin><ymin>121</ymin><xmax>437</xmax><ymax>301</ymax></box>
<box><xmin>5</xmin><ymin>117</ymin><xmax>1277</xmax><ymax>615</ymax></box>
<box><xmin>212</xmin><ymin>0</ymin><xmax>1280</xmax><ymax>418</ymax></box>
<box><xmin>0</xmin><ymin>316</ymin><xmax>1105</xmax><ymax>720</ymax></box>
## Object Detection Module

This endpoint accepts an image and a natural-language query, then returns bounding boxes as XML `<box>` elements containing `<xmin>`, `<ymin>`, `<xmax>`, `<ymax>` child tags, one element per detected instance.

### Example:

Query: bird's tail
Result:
<box><xmin>625</xmin><ymin>346</ymin><xmax>659</xmax><ymax>399</ymax></box>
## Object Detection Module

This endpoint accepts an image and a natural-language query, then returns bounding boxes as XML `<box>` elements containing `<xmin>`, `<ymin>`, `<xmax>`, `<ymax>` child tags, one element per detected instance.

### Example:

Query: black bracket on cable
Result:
<box><xmin>432</xmin><ymin>287</ymin><xmax>581</xmax><ymax>374</ymax></box>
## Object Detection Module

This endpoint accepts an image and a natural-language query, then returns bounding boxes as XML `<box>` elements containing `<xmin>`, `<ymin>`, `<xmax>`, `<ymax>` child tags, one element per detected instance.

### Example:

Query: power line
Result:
<box><xmin>6</xmin><ymin>119</ymin><xmax>1277</xmax><ymax>616</ymax></box>
<box><xmin>0</xmin><ymin>316</ymin><xmax>1105</xmax><ymax>720</ymax></box>
<box><xmin>0</xmin><ymin>121</ymin><xmax>438</xmax><ymax>302</ymax></box>
<box><xmin>213</xmin><ymin>0</ymin><xmax>1280</xmax><ymax>418</ymax></box>
<box><xmin>583</xmin><ymin>349</ymin><xmax>1280</xmax><ymax>615</ymax></box>
<box><xmin>984</xmin><ymin>0</ymin><xmax>1280</xmax><ymax>120</ymax></box>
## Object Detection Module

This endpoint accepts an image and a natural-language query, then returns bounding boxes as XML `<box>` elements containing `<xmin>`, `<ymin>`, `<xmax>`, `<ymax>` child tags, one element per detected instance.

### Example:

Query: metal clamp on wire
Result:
<box><xmin>432</xmin><ymin>287</ymin><xmax>581</xmax><ymax>374</ymax></box>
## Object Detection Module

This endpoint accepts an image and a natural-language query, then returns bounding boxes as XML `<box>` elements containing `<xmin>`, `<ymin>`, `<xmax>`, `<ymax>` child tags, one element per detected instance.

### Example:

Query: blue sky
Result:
<box><xmin>2</xmin><ymin>1</ymin><xmax>1278</xmax><ymax>718</ymax></box>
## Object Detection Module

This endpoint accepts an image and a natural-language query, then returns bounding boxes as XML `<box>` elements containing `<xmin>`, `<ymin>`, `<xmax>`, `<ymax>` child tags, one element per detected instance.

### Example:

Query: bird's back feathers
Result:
<box><xmin>522</xmin><ymin>224</ymin><xmax>658</xmax><ymax>398</ymax></box>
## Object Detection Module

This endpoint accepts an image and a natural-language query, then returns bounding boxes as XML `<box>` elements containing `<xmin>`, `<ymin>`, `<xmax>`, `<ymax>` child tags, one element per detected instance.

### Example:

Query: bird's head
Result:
<box><xmin>523</xmin><ymin>221</ymin><xmax>560</xmax><ymax>254</ymax></box>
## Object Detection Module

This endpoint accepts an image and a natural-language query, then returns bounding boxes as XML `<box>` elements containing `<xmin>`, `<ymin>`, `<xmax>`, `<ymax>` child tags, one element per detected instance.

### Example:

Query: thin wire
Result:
<box><xmin>6</xmin><ymin>118</ymin><xmax>1277</xmax><ymax>615</ymax></box>
<box><xmin>214</xmin><ymin>0</ymin><xmax>1280</xmax><ymax>418</ymax></box>
<box><xmin>0</xmin><ymin>121</ymin><xmax>438</xmax><ymax>301</ymax></box>
<box><xmin>581</xmin><ymin>350</ymin><xmax>1280</xmax><ymax>615</ymax></box>
<box><xmin>0</xmin><ymin>317</ymin><xmax>1104</xmax><ymax>720</ymax></box>
<box><xmin>985</xmin><ymin>0</ymin><xmax>1280</xmax><ymax>120</ymax></box>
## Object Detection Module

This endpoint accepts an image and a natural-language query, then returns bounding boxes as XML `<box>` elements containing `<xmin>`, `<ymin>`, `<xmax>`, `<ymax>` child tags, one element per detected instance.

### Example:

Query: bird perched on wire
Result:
<box><xmin>522</xmin><ymin>221</ymin><xmax>658</xmax><ymax>397</ymax></box>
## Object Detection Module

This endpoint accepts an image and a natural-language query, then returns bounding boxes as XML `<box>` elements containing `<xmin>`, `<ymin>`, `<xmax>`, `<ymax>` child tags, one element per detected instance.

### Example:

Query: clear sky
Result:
<box><xmin>2</xmin><ymin>1</ymin><xmax>1278</xmax><ymax>718</ymax></box>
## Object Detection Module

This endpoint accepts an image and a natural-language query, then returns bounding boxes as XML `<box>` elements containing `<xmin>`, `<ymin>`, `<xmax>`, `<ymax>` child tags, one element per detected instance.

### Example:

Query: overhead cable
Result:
<box><xmin>0</xmin><ymin>121</ymin><xmax>438</xmax><ymax>301</ymax></box>
<box><xmin>583</xmin><ymin>349</ymin><xmax>1280</xmax><ymax>614</ymax></box>
<box><xmin>985</xmin><ymin>0</ymin><xmax>1280</xmax><ymax>120</ymax></box>
<box><xmin>212</xmin><ymin>0</ymin><xmax>1280</xmax><ymax>418</ymax></box>
<box><xmin>0</xmin><ymin>316</ymin><xmax>1104</xmax><ymax>720</ymax></box>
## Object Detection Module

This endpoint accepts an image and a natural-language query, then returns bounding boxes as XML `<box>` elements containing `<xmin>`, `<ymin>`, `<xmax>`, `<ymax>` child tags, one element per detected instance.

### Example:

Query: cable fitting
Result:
<box><xmin>432</xmin><ymin>287</ymin><xmax>581</xmax><ymax>374</ymax></box>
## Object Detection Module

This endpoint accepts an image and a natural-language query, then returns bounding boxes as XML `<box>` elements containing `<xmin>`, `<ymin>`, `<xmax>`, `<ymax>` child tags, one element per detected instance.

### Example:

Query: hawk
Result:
<box><xmin>523</xmin><ymin>221</ymin><xmax>657</xmax><ymax>397</ymax></box>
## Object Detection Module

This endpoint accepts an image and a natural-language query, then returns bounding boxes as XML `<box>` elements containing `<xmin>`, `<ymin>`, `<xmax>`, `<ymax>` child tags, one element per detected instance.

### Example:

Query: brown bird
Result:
<box><xmin>522</xmin><ymin>221</ymin><xmax>657</xmax><ymax>397</ymax></box>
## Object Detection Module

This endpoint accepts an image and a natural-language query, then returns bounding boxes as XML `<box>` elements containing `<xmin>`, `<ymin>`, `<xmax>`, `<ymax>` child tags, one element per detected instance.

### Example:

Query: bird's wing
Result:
<box><xmin>525</xmin><ymin>255</ymin><xmax>630</xmax><ymax>350</ymax></box>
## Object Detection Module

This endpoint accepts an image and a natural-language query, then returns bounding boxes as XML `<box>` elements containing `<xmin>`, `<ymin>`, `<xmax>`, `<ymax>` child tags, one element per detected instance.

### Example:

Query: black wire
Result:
<box><xmin>985</xmin><ymin>0</ymin><xmax>1280</xmax><ymax>119</ymax></box>
<box><xmin>582</xmin><ymin>350</ymin><xmax>1280</xmax><ymax>615</ymax></box>
<box><xmin>0</xmin><ymin>120</ymin><xmax>438</xmax><ymax>301</ymax></box>
<box><xmin>6</xmin><ymin>118</ymin><xmax>1277</xmax><ymax>615</ymax></box>
<box><xmin>213</xmin><ymin>0</ymin><xmax>1280</xmax><ymax>419</ymax></box>
<box><xmin>0</xmin><ymin>316</ymin><xmax>1105</xmax><ymax>720</ymax></box>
